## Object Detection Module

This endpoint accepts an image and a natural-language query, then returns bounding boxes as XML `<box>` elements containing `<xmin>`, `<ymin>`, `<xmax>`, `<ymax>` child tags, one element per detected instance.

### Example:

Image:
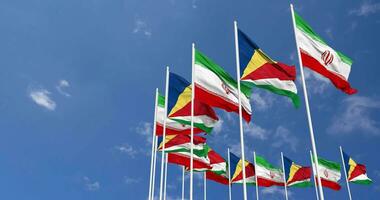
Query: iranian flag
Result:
<box><xmin>314</xmin><ymin>157</ymin><xmax>342</xmax><ymax>190</ymax></box>
<box><xmin>157</xmin><ymin>135</ymin><xmax>207</xmax><ymax>153</ymax></box>
<box><xmin>194</xmin><ymin>49</ymin><xmax>252</xmax><ymax>122</ymax></box>
<box><xmin>156</xmin><ymin>94</ymin><xmax>203</xmax><ymax>136</ymax></box>
<box><xmin>293</xmin><ymin>11</ymin><xmax>357</xmax><ymax>95</ymax></box>
<box><xmin>255</xmin><ymin>155</ymin><xmax>284</xmax><ymax>187</ymax></box>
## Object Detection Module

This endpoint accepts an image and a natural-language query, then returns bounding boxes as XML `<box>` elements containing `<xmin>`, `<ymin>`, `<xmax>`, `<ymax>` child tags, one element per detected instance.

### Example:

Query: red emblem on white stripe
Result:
<box><xmin>321</xmin><ymin>50</ymin><xmax>334</xmax><ymax>66</ymax></box>
<box><xmin>222</xmin><ymin>83</ymin><xmax>231</xmax><ymax>95</ymax></box>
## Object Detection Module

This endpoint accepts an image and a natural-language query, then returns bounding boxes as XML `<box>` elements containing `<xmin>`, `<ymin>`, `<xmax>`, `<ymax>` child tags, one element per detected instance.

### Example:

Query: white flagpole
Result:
<box><xmin>340</xmin><ymin>146</ymin><xmax>353</xmax><ymax>200</ymax></box>
<box><xmin>159</xmin><ymin>67</ymin><xmax>170</xmax><ymax>200</ymax></box>
<box><xmin>280</xmin><ymin>152</ymin><xmax>289</xmax><ymax>200</ymax></box>
<box><xmin>290</xmin><ymin>4</ymin><xmax>325</xmax><ymax>200</ymax></box>
<box><xmin>253</xmin><ymin>151</ymin><xmax>259</xmax><ymax>200</ymax></box>
<box><xmin>204</xmin><ymin>172</ymin><xmax>207</xmax><ymax>200</ymax></box>
<box><xmin>190</xmin><ymin>43</ymin><xmax>195</xmax><ymax>200</ymax></box>
<box><xmin>233</xmin><ymin>20</ymin><xmax>248</xmax><ymax>200</ymax></box>
<box><xmin>182</xmin><ymin>166</ymin><xmax>185</xmax><ymax>200</ymax></box>
<box><xmin>310</xmin><ymin>150</ymin><xmax>320</xmax><ymax>200</ymax></box>
<box><xmin>227</xmin><ymin>148</ymin><xmax>232</xmax><ymax>200</ymax></box>
<box><xmin>151</xmin><ymin>135</ymin><xmax>159</xmax><ymax>200</ymax></box>
<box><xmin>148</xmin><ymin>88</ymin><xmax>159</xmax><ymax>200</ymax></box>
<box><xmin>164</xmin><ymin>154</ymin><xmax>168</xmax><ymax>200</ymax></box>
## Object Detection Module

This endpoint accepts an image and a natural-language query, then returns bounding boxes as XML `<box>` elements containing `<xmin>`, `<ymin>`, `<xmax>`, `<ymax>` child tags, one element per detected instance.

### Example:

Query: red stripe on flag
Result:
<box><xmin>155</xmin><ymin>123</ymin><xmax>204</xmax><ymax>136</ymax></box>
<box><xmin>206</xmin><ymin>171</ymin><xmax>229</xmax><ymax>185</ymax></box>
<box><xmin>300</xmin><ymin>50</ymin><xmax>357</xmax><ymax>95</ymax></box>
<box><xmin>315</xmin><ymin>177</ymin><xmax>341</xmax><ymax>190</ymax></box>
<box><xmin>242</xmin><ymin>62</ymin><xmax>296</xmax><ymax>81</ymax></box>
<box><xmin>167</xmin><ymin>153</ymin><xmax>211</xmax><ymax>170</ymax></box>
<box><xmin>288</xmin><ymin>166</ymin><xmax>311</xmax><ymax>185</ymax></box>
<box><xmin>257</xmin><ymin>177</ymin><xmax>284</xmax><ymax>187</ymax></box>
<box><xmin>195</xmin><ymin>84</ymin><xmax>251</xmax><ymax>122</ymax></box>
<box><xmin>349</xmin><ymin>164</ymin><xmax>367</xmax><ymax>181</ymax></box>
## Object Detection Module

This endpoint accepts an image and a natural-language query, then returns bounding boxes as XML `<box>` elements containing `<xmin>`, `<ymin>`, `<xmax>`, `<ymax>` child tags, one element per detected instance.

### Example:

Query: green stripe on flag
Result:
<box><xmin>171</xmin><ymin>118</ymin><xmax>213</xmax><ymax>133</ymax></box>
<box><xmin>351</xmin><ymin>179</ymin><xmax>372</xmax><ymax>185</ymax></box>
<box><xmin>158</xmin><ymin>94</ymin><xmax>165</xmax><ymax>107</ymax></box>
<box><xmin>289</xmin><ymin>181</ymin><xmax>312</xmax><ymax>188</ymax></box>
<box><xmin>256</xmin><ymin>155</ymin><xmax>282</xmax><ymax>171</ymax></box>
<box><xmin>318</xmin><ymin>157</ymin><xmax>340</xmax><ymax>171</ymax></box>
<box><xmin>195</xmin><ymin>49</ymin><xmax>251</xmax><ymax>98</ymax></box>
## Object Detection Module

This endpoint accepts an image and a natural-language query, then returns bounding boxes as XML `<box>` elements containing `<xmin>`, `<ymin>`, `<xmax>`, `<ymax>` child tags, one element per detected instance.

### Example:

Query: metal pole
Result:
<box><xmin>254</xmin><ymin>151</ymin><xmax>259</xmax><ymax>200</ymax></box>
<box><xmin>310</xmin><ymin>151</ymin><xmax>320</xmax><ymax>200</ymax></box>
<box><xmin>190</xmin><ymin>43</ymin><xmax>195</xmax><ymax>200</ymax></box>
<box><xmin>290</xmin><ymin>4</ymin><xmax>324</xmax><ymax>200</ymax></box>
<box><xmin>233</xmin><ymin>20</ymin><xmax>248</xmax><ymax>200</ymax></box>
<box><xmin>281</xmin><ymin>152</ymin><xmax>289</xmax><ymax>200</ymax></box>
<box><xmin>182</xmin><ymin>166</ymin><xmax>185</xmax><ymax>200</ymax></box>
<box><xmin>204</xmin><ymin>171</ymin><xmax>207</xmax><ymax>200</ymax></box>
<box><xmin>340</xmin><ymin>146</ymin><xmax>353</xmax><ymax>200</ymax></box>
<box><xmin>228</xmin><ymin>148</ymin><xmax>232</xmax><ymax>200</ymax></box>
<box><xmin>163</xmin><ymin>154</ymin><xmax>168</xmax><ymax>200</ymax></box>
<box><xmin>151</xmin><ymin>135</ymin><xmax>158</xmax><ymax>200</ymax></box>
<box><xmin>148</xmin><ymin>89</ymin><xmax>159</xmax><ymax>200</ymax></box>
<box><xmin>159</xmin><ymin>67</ymin><xmax>170</xmax><ymax>200</ymax></box>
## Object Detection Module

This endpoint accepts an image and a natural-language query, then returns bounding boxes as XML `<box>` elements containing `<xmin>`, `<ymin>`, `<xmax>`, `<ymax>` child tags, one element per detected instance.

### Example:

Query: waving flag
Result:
<box><xmin>283</xmin><ymin>156</ymin><xmax>312</xmax><ymax>187</ymax></box>
<box><xmin>156</xmin><ymin>94</ymin><xmax>203</xmax><ymax>135</ymax></box>
<box><xmin>238</xmin><ymin>29</ymin><xmax>300</xmax><ymax>107</ymax></box>
<box><xmin>194</xmin><ymin>49</ymin><xmax>252</xmax><ymax>122</ymax></box>
<box><xmin>293</xmin><ymin>11</ymin><xmax>357</xmax><ymax>94</ymax></box>
<box><xmin>343</xmin><ymin>151</ymin><xmax>372</xmax><ymax>185</ymax></box>
<box><xmin>255</xmin><ymin>155</ymin><xmax>284</xmax><ymax>187</ymax></box>
<box><xmin>313</xmin><ymin>156</ymin><xmax>341</xmax><ymax>190</ymax></box>
<box><xmin>157</xmin><ymin>134</ymin><xmax>206</xmax><ymax>153</ymax></box>
<box><xmin>168</xmin><ymin>72</ymin><xmax>219</xmax><ymax>133</ymax></box>
<box><xmin>229</xmin><ymin>152</ymin><xmax>256</xmax><ymax>184</ymax></box>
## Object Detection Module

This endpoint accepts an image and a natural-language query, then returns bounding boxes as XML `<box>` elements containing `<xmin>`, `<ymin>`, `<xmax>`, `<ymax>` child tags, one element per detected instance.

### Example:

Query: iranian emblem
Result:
<box><xmin>324</xmin><ymin>169</ymin><xmax>329</xmax><ymax>178</ymax></box>
<box><xmin>222</xmin><ymin>83</ymin><xmax>231</xmax><ymax>94</ymax></box>
<box><xmin>321</xmin><ymin>50</ymin><xmax>334</xmax><ymax>65</ymax></box>
<box><xmin>270</xmin><ymin>171</ymin><xmax>275</xmax><ymax>179</ymax></box>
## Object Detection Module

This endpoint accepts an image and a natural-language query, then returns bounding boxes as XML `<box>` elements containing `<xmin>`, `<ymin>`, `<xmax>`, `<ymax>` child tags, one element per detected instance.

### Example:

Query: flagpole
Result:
<box><xmin>182</xmin><ymin>166</ymin><xmax>185</xmax><ymax>200</ymax></box>
<box><xmin>151</xmin><ymin>135</ymin><xmax>159</xmax><ymax>200</ymax></box>
<box><xmin>190</xmin><ymin>43</ymin><xmax>195</xmax><ymax>200</ymax></box>
<box><xmin>204</xmin><ymin>172</ymin><xmax>207</xmax><ymax>200</ymax></box>
<box><xmin>159</xmin><ymin>66</ymin><xmax>170</xmax><ymax>200</ymax></box>
<box><xmin>253</xmin><ymin>151</ymin><xmax>259</xmax><ymax>200</ymax></box>
<box><xmin>310</xmin><ymin>150</ymin><xmax>320</xmax><ymax>200</ymax></box>
<box><xmin>164</xmin><ymin>154</ymin><xmax>168</xmax><ymax>200</ymax></box>
<box><xmin>233</xmin><ymin>20</ymin><xmax>248</xmax><ymax>200</ymax></box>
<box><xmin>290</xmin><ymin>4</ymin><xmax>325</xmax><ymax>200</ymax></box>
<box><xmin>148</xmin><ymin>88</ymin><xmax>159</xmax><ymax>200</ymax></box>
<box><xmin>280</xmin><ymin>152</ymin><xmax>289</xmax><ymax>200</ymax></box>
<box><xmin>227</xmin><ymin>148</ymin><xmax>232</xmax><ymax>200</ymax></box>
<box><xmin>340</xmin><ymin>146</ymin><xmax>353</xmax><ymax>200</ymax></box>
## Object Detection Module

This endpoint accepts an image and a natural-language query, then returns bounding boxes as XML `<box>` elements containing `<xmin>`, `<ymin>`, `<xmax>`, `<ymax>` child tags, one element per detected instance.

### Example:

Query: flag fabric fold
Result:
<box><xmin>238</xmin><ymin>29</ymin><xmax>300</xmax><ymax>107</ymax></box>
<box><xmin>194</xmin><ymin>49</ymin><xmax>252</xmax><ymax>122</ymax></box>
<box><xmin>343</xmin><ymin>151</ymin><xmax>372</xmax><ymax>185</ymax></box>
<box><xmin>283</xmin><ymin>156</ymin><xmax>312</xmax><ymax>187</ymax></box>
<box><xmin>168</xmin><ymin>72</ymin><xmax>219</xmax><ymax>133</ymax></box>
<box><xmin>293</xmin><ymin>11</ymin><xmax>357</xmax><ymax>95</ymax></box>
<box><xmin>156</xmin><ymin>93</ymin><xmax>204</xmax><ymax>135</ymax></box>
<box><xmin>255</xmin><ymin>155</ymin><xmax>284</xmax><ymax>187</ymax></box>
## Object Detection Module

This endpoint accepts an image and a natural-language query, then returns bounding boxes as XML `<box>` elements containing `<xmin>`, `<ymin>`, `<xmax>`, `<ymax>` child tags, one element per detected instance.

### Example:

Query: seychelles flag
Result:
<box><xmin>283</xmin><ymin>156</ymin><xmax>312</xmax><ymax>187</ymax></box>
<box><xmin>343</xmin><ymin>151</ymin><xmax>372</xmax><ymax>185</ymax></box>
<box><xmin>229</xmin><ymin>152</ymin><xmax>256</xmax><ymax>184</ymax></box>
<box><xmin>238</xmin><ymin>29</ymin><xmax>300</xmax><ymax>108</ymax></box>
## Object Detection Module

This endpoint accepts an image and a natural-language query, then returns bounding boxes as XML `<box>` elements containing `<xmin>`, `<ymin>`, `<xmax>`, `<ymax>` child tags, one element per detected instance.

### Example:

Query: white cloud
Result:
<box><xmin>115</xmin><ymin>143</ymin><xmax>138</xmax><ymax>158</ymax></box>
<box><xmin>251</xmin><ymin>92</ymin><xmax>274</xmax><ymax>111</ymax></box>
<box><xmin>244</xmin><ymin>123</ymin><xmax>269</xmax><ymax>140</ymax></box>
<box><xmin>124</xmin><ymin>177</ymin><xmax>141</xmax><ymax>184</ymax></box>
<box><xmin>261</xmin><ymin>187</ymin><xmax>292</xmax><ymax>197</ymax></box>
<box><xmin>136</xmin><ymin>122</ymin><xmax>153</xmax><ymax>144</ymax></box>
<box><xmin>271</xmin><ymin>126</ymin><xmax>299</xmax><ymax>152</ymax></box>
<box><xmin>328</xmin><ymin>96</ymin><xmax>380</xmax><ymax>135</ymax></box>
<box><xmin>56</xmin><ymin>79</ymin><xmax>71</xmax><ymax>97</ymax></box>
<box><xmin>350</xmin><ymin>1</ymin><xmax>380</xmax><ymax>16</ymax></box>
<box><xmin>325</xmin><ymin>28</ymin><xmax>333</xmax><ymax>40</ymax></box>
<box><xmin>301</xmin><ymin>69</ymin><xmax>330</xmax><ymax>94</ymax></box>
<box><xmin>29</xmin><ymin>88</ymin><xmax>56</xmax><ymax>111</ymax></box>
<box><xmin>133</xmin><ymin>19</ymin><xmax>152</xmax><ymax>37</ymax></box>
<box><xmin>191</xmin><ymin>0</ymin><xmax>198</xmax><ymax>9</ymax></box>
<box><xmin>213</xmin><ymin>119</ymin><xmax>223</xmax><ymax>134</ymax></box>
<box><xmin>83</xmin><ymin>176</ymin><xmax>100</xmax><ymax>191</ymax></box>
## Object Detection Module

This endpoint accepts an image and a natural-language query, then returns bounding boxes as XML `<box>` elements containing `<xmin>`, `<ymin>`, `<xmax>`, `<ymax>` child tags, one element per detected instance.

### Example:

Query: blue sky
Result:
<box><xmin>0</xmin><ymin>0</ymin><xmax>379</xmax><ymax>199</ymax></box>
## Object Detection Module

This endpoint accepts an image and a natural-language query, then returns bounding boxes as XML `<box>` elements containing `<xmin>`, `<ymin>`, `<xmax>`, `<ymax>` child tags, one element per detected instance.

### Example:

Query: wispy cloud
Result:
<box><xmin>213</xmin><ymin>119</ymin><xmax>224</xmax><ymax>134</ymax></box>
<box><xmin>328</xmin><ymin>96</ymin><xmax>380</xmax><ymax>135</ymax></box>
<box><xmin>124</xmin><ymin>177</ymin><xmax>141</xmax><ymax>184</ymax></box>
<box><xmin>114</xmin><ymin>143</ymin><xmax>138</xmax><ymax>158</ymax></box>
<box><xmin>29</xmin><ymin>88</ymin><xmax>56</xmax><ymax>111</ymax></box>
<box><xmin>136</xmin><ymin>122</ymin><xmax>153</xmax><ymax>144</ymax></box>
<box><xmin>349</xmin><ymin>1</ymin><xmax>380</xmax><ymax>16</ymax></box>
<box><xmin>83</xmin><ymin>176</ymin><xmax>100</xmax><ymax>191</ymax></box>
<box><xmin>251</xmin><ymin>92</ymin><xmax>274</xmax><ymax>111</ymax></box>
<box><xmin>272</xmin><ymin>126</ymin><xmax>299</xmax><ymax>152</ymax></box>
<box><xmin>191</xmin><ymin>0</ymin><xmax>198</xmax><ymax>9</ymax></box>
<box><xmin>244</xmin><ymin>123</ymin><xmax>269</xmax><ymax>140</ymax></box>
<box><xmin>325</xmin><ymin>28</ymin><xmax>334</xmax><ymax>40</ymax></box>
<box><xmin>261</xmin><ymin>187</ymin><xmax>292</xmax><ymax>197</ymax></box>
<box><xmin>301</xmin><ymin>69</ymin><xmax>330</xmax><ymax>94</ymax></box>
<box><xmin>133</xmin><ymin>19</ymin><xmax>152</xmax><ymax>37</ymax></box>
<box><xmin>56</xmin><ymin>79</ymin><xmax>71</xmax><ymax>97</ymax></box>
